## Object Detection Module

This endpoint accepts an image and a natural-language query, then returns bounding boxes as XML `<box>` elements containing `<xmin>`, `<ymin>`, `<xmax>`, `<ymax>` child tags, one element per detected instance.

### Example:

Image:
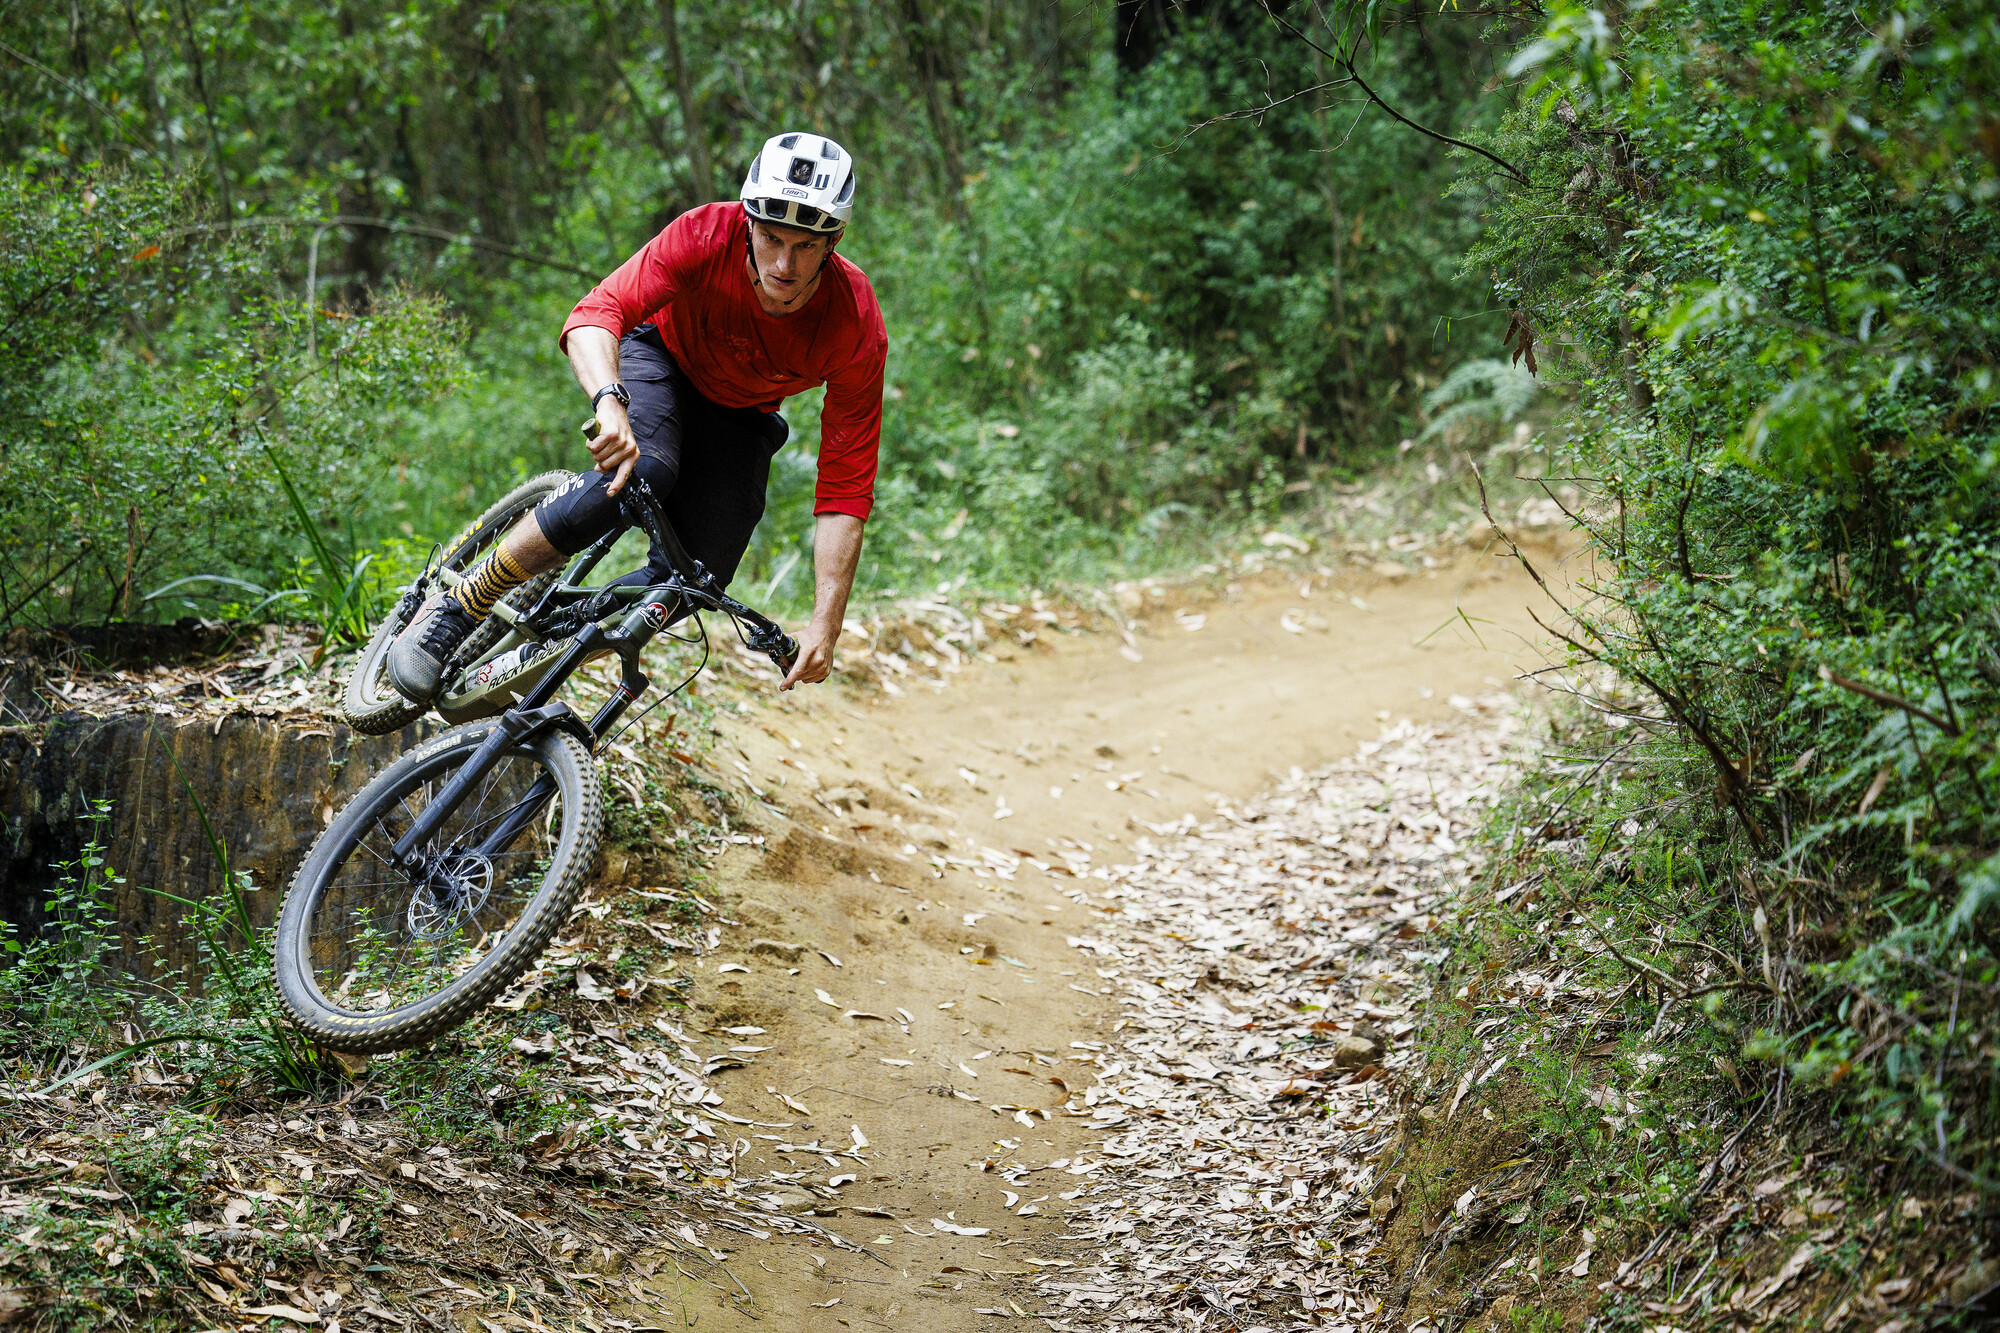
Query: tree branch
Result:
<box><xmin>1818</xmin><ymin>665</ymin><xmax>1961</xmax><ymax>737</ymax></box>
<box><xmin>1258</xmin><ymin>4</ymin><xmax>1531</xmax><ymax>187</ymax></box>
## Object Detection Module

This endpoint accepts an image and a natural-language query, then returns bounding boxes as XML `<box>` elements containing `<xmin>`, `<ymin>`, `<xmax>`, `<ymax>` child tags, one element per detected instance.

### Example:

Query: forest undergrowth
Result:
<box><xmin>1358</xmin><ymin>0</ymin><xmax>2000</xmax><ymax>1327</ymax></box>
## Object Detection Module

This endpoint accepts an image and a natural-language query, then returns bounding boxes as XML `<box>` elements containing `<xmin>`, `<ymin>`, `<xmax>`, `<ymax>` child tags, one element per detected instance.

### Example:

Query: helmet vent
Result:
<box><xmin>821</xmin><ymin>141</ymin><xmax>841</xmax><ymax>160</ymax></box>
<box><xmin>748</xmin><ymin>158</ymin><xmax>760</xmax><ymax>183</ymax></box>
<box><xmin>833</xmin><ymin>172</ymin><xmax>855</xmax><ymax>206</ymax></box>
<box><xmin>778</xmin><ymin>133</ymin><xmax>800</xmax><ymax>150</ymax></box>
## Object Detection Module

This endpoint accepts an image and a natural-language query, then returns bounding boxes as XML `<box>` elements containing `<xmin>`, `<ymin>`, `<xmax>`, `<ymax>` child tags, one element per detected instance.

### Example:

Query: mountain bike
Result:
<box><xmin>275</xmin><ymin>425</ymin><xmax>797</xmax><ymax>1052</ymax></box>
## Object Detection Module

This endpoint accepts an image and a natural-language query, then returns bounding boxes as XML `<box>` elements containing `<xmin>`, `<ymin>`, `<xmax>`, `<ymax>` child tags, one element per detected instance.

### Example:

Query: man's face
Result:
<box><xmin>749</xmin><ymin>219</ymin><xmax>838</xmax><ymax>297</ymax></box>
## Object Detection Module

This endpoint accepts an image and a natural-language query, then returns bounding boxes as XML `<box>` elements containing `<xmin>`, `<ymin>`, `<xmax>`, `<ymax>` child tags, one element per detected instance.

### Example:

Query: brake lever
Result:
<box><xmin>743</xmin><ymin>623</ymin><xmax>800</xmax><ymax>676</ymax></box>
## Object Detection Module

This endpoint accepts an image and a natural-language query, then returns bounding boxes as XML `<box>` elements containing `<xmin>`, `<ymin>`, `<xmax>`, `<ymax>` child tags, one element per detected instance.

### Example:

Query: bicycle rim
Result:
<box><xmin>277</xmin><ymin>724</ymin><xmax>600</xmax><ymax>1051</ymax></box>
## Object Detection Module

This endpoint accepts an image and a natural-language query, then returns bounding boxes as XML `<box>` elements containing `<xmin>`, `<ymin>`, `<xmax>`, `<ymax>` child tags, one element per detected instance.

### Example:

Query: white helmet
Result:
<box><xmin>740</xmin><ymin>132</ymin><xmax>854</xmax><ymax>234</ymax></box>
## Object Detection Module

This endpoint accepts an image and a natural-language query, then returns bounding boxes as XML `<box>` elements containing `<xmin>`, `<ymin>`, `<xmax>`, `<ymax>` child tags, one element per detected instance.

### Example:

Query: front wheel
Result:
<box><xmin>274</xmin><ymin>720</ymin><xmax>602</xmax><ymax>1052</ymax></box>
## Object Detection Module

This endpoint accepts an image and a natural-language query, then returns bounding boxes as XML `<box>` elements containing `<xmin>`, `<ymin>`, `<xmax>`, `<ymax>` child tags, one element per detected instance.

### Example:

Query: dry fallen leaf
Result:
<box><xmin>243</xmin><ymin>1305</ymin><xmax>321</xmax><ymax>1324</ymax></box>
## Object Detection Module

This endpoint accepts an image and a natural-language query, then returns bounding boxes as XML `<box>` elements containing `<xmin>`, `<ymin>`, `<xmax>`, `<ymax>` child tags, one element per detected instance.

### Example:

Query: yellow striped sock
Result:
<box><xmin>450</xmin><ymin>546</ymin><xmax>531</xmax><ymax>618</ymax></box>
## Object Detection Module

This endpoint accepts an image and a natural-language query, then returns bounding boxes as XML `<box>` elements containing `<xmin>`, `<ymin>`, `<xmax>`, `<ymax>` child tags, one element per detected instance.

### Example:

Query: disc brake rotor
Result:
<box><xmin>407</xmin><ymin>853</ymin><xmax>498</xmax><ymax>943</ymax></box>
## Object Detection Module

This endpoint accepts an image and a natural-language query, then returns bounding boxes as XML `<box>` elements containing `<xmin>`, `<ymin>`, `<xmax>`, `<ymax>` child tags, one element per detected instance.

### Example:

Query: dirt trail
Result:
<box><xmin>624</xmin><ymin>543</ymin><xmax>1572</xmax><ymax>1328</ymax></box>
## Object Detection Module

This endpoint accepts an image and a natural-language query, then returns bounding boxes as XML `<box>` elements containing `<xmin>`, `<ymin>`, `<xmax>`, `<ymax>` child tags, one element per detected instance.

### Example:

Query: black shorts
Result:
<box><xmin>532</xmin><ymin>325</ymin><xmax>789</xmax><ymax>590</ymax></box>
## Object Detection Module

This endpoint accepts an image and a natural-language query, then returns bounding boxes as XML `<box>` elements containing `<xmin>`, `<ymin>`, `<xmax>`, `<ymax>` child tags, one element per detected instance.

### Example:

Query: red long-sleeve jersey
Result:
<box><xmin>559</xmin><ymin>203</ymin><xmax>887</xmax><ymax>520</ymax></box>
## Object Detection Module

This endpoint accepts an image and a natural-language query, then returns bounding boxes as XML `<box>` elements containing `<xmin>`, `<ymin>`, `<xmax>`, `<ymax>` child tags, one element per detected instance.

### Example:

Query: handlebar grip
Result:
<box><xmin>580</xmin><ymin>416</ymin><xmax>601</xmax><ymax>441</ymax></box>
<box><xmin>773</xmin><ymin>635</ymin><xmax>800</xmax><ymax>676</ymax></box>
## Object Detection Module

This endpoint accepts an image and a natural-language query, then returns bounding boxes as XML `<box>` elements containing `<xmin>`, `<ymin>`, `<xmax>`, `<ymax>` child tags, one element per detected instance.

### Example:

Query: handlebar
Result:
<box><xmin>769</xmin><ymin>632</ymin><xmax>801</xmax><ymax>676</ymax></box>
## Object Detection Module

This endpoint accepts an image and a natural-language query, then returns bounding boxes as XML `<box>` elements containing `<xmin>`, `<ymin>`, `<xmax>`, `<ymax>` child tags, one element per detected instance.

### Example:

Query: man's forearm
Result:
<box><xmin>566</xmin><ymin>326</ymin><xmax>622</xmax><ymax>397</ymax></box>
<box><xmin>810</xmin><ymin>512</ymin><xmax>865</xmax><ymax>634</ymax></box>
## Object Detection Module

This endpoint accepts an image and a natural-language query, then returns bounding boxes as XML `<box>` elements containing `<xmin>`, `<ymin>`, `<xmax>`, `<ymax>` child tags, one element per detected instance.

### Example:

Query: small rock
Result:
<box><xmin>904</xmin><ymin>823</ymin><xmax>952</xmax><ymax>850</ymax></box>
<box><xmin>749</xmin><ymin>939</ymin><xmax>808</xmax><ymax>960</ymax></box>
<box><xmin>820</xmin><ymin>786</ymin><xmax>869</xmax><ymax>813</ymax></box>
<box><xmin>737</xmin><ymin>898</ymin><xmax>784</xmax><ymax>924</ymax></box>
<box><xmin>1374</xmin><ymin>560</ymin><xmax>1411</xmax><ymax>581</ymax></box>
<box><xmin>1094</xmin><ymin>743</ymin><xmax>1118</xmax><ymax>758</ymax></box>
<box><xmin>1334</xmin><ymin>1035</ymin><xmax>1383</xmax><ymax>1069</ymax></box>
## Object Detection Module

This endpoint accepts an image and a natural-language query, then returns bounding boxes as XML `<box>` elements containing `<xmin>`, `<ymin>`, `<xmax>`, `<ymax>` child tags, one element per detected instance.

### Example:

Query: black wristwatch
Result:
<box><xmin>591</xmin><ymin>381</ymin><xmax>630</xmax><ymax>413</ymax></box>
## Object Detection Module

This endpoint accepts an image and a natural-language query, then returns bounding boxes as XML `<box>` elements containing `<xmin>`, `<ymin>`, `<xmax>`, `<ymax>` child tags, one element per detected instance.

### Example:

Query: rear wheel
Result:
<box><xmin>273</xmin><ymin>720</ymin><xmax>602</xmax><ymax>1052</ymax></box>
<box><xmin>340</xmin><ymin>471</ymin><xmax>573</xmax><ymax>735</ymax></box>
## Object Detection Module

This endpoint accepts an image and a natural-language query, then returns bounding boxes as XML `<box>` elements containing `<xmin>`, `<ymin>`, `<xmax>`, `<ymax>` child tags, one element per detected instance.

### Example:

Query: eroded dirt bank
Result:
<box><xmin>650</xmin><ymin>541</ymin><xmax>1568</xmax><ymax>1329</ymax></box>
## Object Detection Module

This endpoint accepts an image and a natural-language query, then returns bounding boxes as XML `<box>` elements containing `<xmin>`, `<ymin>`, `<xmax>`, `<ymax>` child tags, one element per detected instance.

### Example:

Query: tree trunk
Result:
<box><xmin>1313</xmin><ymin>48</ymin><xmax>1356</xmax><ymax>441</ymax></box>
<box><xmin>899</xmin><ymin>0</ymin><xmax>970</xmax><ymax>223</ymax></box>
<box><xmin>121</xmin><ymin>0</ymin><xmax>179</xmax><ymax>171</ymax></box>
<box><xmin>656</xmin><ymin>0</ymin><xmax>715</xmax><ymax>203</ymax></box>
<box><xmin>173</xmin><ymin>0</ymin><xmax>234</xmax><ymax>220</ymax></box>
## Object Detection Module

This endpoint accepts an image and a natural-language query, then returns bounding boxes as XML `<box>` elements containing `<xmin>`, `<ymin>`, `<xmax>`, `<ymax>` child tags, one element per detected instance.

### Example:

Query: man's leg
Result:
<box><xmin>659</xmin><ymin>405</ymin><xmax>788</xmax><ymax>589</ymax></box>
<box><xmin>386</xmin><ymin>336</ymin><xmax>684</xmax><ymax>701</ymax></box>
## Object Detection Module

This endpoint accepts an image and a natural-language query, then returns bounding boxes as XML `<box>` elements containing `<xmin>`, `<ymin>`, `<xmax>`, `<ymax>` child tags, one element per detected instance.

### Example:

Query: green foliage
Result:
<box><xmin>0</xmin><ymin>161</ymin><xmax>466</xmax><ymax>630</ymax></box>
<box><xmin>1475</xmin><ymin>0</ymin><xmax>2000</xmax><ymax>1197</ymax></box>
<box><xmin>1420</xmin><ymin>358</ymin><xmax>1540</xmax><ymax>442</ymax></box>
<box><xmin>263</xmin><ymin>444</ymin><xmax>380</xmax><ymax>650</ymax></box>
<box><xmin>1</xmin><ymin>2</ymin><xmax>1515</xmax><ymax>622</ymax></box>
<box><xmin>4</xmin><ymin>780</ymin><xmax>342</xmax><ymax>1105</ymax></box>
<box><xmin>0</xmin><ymin>801</ymin><xmax>127</xmax><ymax>1047</ymax></box>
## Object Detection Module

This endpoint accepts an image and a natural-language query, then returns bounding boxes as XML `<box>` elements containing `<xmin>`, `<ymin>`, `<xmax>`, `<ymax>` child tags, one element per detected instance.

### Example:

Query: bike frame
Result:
<box><xmin>386</xmin><ymin>481</ymin><xmax>796</xmax><ymax>876</ymax></box>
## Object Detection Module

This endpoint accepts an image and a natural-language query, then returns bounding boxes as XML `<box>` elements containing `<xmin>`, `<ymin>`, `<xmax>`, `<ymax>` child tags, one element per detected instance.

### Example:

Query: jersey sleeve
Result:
<box><xmin>558</xmin><ymin>216</ymin><xmax>698</xmax><ymax>352</ymax></box>
<box><xmin>812</xmin><ymin>312</ymin><xmax>887</xmax><ymax>520</ymax></box>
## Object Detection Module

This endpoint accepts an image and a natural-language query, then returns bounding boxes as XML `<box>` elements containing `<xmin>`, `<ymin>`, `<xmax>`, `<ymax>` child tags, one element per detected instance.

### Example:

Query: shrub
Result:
<box><xmin>1473</xmin><ymin>0</ymin><xmax>2000</xmax><ymax>1192</ymax></box>
<box><xmin>0</xmin><ymin>162</ymin><xmax>466</xmax><ymax>631</ymax></box>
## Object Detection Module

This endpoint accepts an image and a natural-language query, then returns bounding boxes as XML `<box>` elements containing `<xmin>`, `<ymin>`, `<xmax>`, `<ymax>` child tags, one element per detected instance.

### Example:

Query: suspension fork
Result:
<box><xmin>389</xmin><ymin>590</ymin><xmax>680</xmax><ymax>869</ymax></box>
<box><xmin>461</xmin><ymin>592</ymin><xmax>677</xmax><ymax>859</ymax></box>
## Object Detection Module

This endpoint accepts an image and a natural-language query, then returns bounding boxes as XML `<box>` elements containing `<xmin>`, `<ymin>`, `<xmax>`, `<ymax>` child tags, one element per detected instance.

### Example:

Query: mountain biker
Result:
<box><xmin>386</xmin><ymin>131</ymin><xmax>885</xmax><ymax>702</ymax></box>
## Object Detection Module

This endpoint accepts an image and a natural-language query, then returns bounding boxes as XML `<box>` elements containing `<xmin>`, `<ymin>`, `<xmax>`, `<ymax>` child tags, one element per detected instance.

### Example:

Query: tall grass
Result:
<box><xmin>266</xmin><ymin>444</ymin><xmax>382</xmax><ymax>658</ymax></box>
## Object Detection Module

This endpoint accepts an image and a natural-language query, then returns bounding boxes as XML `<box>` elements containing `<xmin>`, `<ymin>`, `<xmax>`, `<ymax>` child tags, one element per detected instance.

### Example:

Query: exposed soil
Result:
<box><xmin>645</xmin><ymin>539</ymin><xmax>1573</xmax><ymax>1329</ymax></box>
<box><xmin>0</xmin><ymin>536</ymin><xmax>1580</xmax><ymax>1332</ymax></box>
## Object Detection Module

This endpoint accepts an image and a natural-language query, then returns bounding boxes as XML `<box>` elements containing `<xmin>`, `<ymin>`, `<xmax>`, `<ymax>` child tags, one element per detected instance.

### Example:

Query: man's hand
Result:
<box><xmin>778</xmin><ymin>512</ymin><xmax>865</xmax><ymax>692</ymax></box>
<box><xmin>779</xmin><ymin>619</ymin><xmax>838</xmax><ymax>690</ymax></box>
<box><xmin>587</xmin><ymin>397</ymin><xmax>640</xmax><ymax>496</ymax></box>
